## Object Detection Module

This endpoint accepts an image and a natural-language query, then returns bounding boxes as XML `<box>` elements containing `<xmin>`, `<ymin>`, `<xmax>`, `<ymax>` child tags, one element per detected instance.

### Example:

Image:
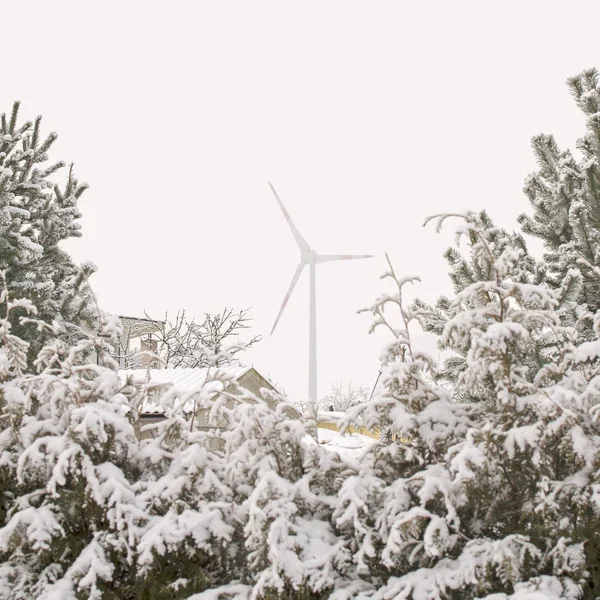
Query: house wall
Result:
<box><xmin>183</xmin><ymin>368</ymin><xmax>291</xmax><ymax>428</ymax></box>
<box><xmin>230</xmin><ymin>369</ymin><xmax>299</xmax><ymax>419</ymax></box>
<box><xmin>117</xmin><ymin>317</ymin><xmax>163</xmax><ymax>368</ymax></box>
<box><xmin>136</xmin><ymin>367</ymin><xmax>298</xmax><ymax>439</ymax></box>
<box><xmin>135</xmin><ymin>415</ymin><xmax>166</xmax><ymax>440</ymax></box>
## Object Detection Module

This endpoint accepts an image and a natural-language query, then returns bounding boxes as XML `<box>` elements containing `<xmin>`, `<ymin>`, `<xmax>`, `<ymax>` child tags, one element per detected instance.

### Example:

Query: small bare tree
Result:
<box><xmin>321</xmin><ymin>379</ymin><xmax>370</xmax><ymax>412</ymax></box>
<box><xmin>145</xmin><ymin>307</ymin><xmax>262</xmax><ymax>369</ymax></box>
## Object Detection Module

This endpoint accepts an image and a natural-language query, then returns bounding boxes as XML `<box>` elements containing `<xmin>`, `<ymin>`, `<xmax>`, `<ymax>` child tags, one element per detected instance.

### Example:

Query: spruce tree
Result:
<box><xmin>0</xmin><ymin>102</ymin><xmax>95</xmax><ymax>364</ymax></box>
<box><xmin>411</xmin><ymin>210</ymin><xmax>564</xmax><ymax>401</ymax></box>
<box><xmin>518</xmin><ymin>68</ymin><xmax>600</xmax><ymax>336</ymax></box>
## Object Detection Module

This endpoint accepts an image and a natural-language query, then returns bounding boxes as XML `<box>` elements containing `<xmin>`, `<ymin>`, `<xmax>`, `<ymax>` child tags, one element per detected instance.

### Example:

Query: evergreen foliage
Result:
<box><xmin>518</xmin><ymin>68</ymin><xmax>600</xmax><ymax>332</ymax></box>
<box><xmin>0</xmin><ymin>102</ymin><xmax>96</xmax><ymax>365</ymax></box>
<box><xmin>412</xmin><ymin>210</ymin><xmax>554</xmax><ymax>400</ymax></box>
<box><xmin>341</xmin><ymin>214</ymin><xmax>600</xmax><ymax>598</ymax></box>
<box><xmin>0</xmin><ymin>277</ymin><xmax>144</xmax><ymax>599</ymax></box>
<box><xmin>4</xmin><ymin>70</ymin><xmax>600</xmax><ymax>599</ymax></box>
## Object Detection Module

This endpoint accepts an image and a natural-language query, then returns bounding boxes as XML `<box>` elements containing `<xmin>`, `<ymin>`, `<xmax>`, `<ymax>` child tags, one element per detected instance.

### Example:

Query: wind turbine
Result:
<box><xmin>268</xmin><ymin>181</ymin><xmax>373</xmax><ymax>404</ymax></box>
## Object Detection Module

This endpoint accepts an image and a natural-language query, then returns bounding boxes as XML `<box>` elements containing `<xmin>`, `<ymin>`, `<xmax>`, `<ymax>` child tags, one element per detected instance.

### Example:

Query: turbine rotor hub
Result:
<box><xmin>303</xmin><ymin>250</ymin><xmax>318</xmax><ymax>263</ymax></box>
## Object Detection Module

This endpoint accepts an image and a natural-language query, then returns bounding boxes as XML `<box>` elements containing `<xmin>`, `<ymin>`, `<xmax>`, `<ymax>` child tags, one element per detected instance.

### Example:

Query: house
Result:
<box><xmin>120</xmin><ymin>365</ymin><xmax>297</xmax><ymax>439</ymax></box>
<box><xmin>115</xmin><ymin>316</ymin><xmax>165</xmax><ymax>368</ymax></box>
<box><xmin>89</xmin><ymin>315</ymin><xmax>165</xmax><ymax>368</ymax></box>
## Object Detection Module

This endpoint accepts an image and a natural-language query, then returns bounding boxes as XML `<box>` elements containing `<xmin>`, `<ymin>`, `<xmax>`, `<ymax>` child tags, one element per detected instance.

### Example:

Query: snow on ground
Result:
<box><xmin>311</xmin><ymin>428</ymin><xmax>377</xmax><ymax>465</ymax></box>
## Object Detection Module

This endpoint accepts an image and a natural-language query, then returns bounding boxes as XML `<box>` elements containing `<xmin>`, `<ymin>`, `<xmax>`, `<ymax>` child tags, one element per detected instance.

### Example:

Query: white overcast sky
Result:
<box><xmin>2</xmin><ymin>1</ymin><xmax>599</xmax><ymax>401</ymax></box>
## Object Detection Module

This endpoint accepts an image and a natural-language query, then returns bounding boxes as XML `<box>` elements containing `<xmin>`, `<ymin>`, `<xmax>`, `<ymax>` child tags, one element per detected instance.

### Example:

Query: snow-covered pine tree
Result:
<box><xmin>411</xmin><ymin>210</ymin><xmax>584</xmax><ymax>402</ymax></box>
<box><xmin>518</xmin><ymin>68</ymin><xmax>600</xmax><ymax>338</ymax></box>
<box><xmin>0</xmin><ymin>277</ymin><xmax>146</xmax><ymax>599</ymax></box>
<box><xmin>0</xmin><ymin>102</ymin><xmax>96</xmax><ymax>365</ymax></box>
<box><xmin>1</xmin><ymin>273</ymin><xmax>352</xmax><ymax>598</ymax></box>
<box><xmin>341</xmin><ymin>213</ymin><xmax>600</xmax><ymax>598</ymax></box>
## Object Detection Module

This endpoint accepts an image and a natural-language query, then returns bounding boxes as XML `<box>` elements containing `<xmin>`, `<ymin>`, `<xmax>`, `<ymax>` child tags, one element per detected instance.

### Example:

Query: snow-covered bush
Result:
<box><xmin>134</xmin><ymin>367</ymin><xmax>356</xmax><ymax>598</ymax></box>
<box><xmin>339</xmin><ymin>212</ymin><xmax>600</xmax><ymax>598</ymax></box>
<box><xmin>0</xmin><ymin>276</ymin><xmax>146</xmax><ymax>599</ymax></box>
<box><xmin>0</xmin><ymin>268</ymin><xmax>355</xmax><ymax>599</ymax></box>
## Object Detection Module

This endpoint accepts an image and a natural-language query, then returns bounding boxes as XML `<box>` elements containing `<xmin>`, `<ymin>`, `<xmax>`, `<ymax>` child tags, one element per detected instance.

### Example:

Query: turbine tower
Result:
<box><xmin>269</xmin><ymin>181</ymin><xmax>373</xmax><ymax>403</ymax></box>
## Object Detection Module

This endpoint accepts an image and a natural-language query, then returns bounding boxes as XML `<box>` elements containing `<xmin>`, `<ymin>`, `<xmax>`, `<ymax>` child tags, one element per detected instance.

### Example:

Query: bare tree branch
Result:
<box><xmin>136</xmin><ymin>307</ymin><xmax>262</xmax><ymax>369</ymax></box>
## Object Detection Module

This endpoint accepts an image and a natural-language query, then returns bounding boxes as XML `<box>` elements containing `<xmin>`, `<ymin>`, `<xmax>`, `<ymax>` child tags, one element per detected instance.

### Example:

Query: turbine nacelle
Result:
<box><xmin>302</xmin><ymin>249</ymin><xmax>318</xmax><ymax>264</ymax></box>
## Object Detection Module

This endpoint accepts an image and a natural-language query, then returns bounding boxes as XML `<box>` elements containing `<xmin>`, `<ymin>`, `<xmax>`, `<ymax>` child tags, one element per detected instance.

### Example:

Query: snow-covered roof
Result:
<box><xmin>118</xmin><ymin>315</ymin><xmax>165</xmax><ymax>338</ymax></box>
<box><xmin>120</xmin><ymin>366</ymin><xmax>252</xmax><ymax>415</ymax></box>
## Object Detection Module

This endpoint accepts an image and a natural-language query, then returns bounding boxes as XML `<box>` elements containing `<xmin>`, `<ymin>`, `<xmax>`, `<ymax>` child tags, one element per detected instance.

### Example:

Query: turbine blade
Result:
<box><xmin>316</xmin><ymin>254</ymin><xmax>374</xmax><ymax>263</ymax></box>
<box><xmin>268</xmin><ymin>182</ymin><xmax>311</xmax><ymax>253</ymax></box>
<box><xmin>271</xmin><ymin>261</ymin><xmax>306</xmax><ymax>335</ymax></box>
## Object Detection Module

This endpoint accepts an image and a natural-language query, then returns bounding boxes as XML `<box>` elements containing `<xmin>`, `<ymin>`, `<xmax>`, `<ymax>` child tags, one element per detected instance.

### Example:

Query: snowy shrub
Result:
<box><xmin>134</xmin><ymin>371</ymin><xmax>356</xmax><ymax>599</ymax></box>
<box><xmin>340</xmin><ymin>210</ymin><xmax>600</xmax><ymax>598</ymax></box>
<box><xmin>0</xmin><ymin>278</ymin><xmax>147</xmax><ymax>599</ymax></box>
<box><xmin>0</xmin><ymin>269</ymin><xmax>349</xmax><ymax>598</ymax></box>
